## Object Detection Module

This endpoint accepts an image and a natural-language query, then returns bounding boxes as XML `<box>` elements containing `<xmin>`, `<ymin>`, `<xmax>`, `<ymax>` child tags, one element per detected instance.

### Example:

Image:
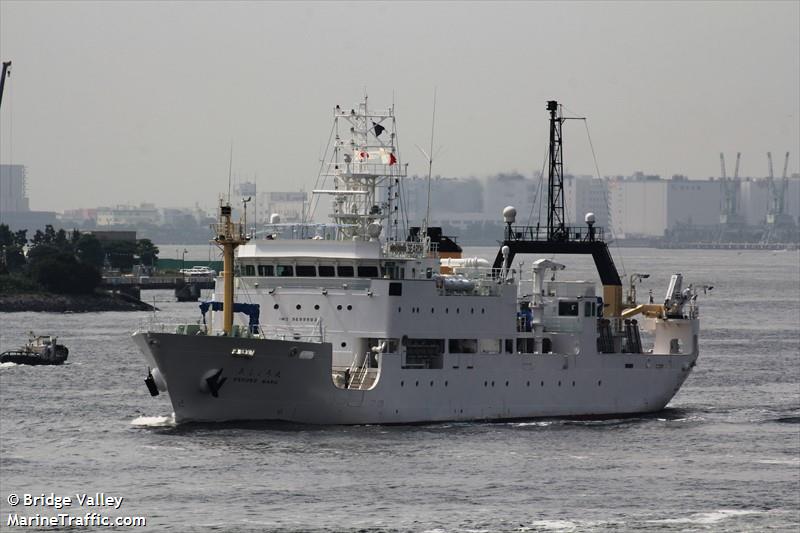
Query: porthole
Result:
<box><xmin>337</xmin><ymin>304</ymin><xmax>342</xmax><ymax>310</ymax></box>
<box><xmin>429</xmin><ymin>381</ymin><xmax>434</xmax><ymax>387</ymax></box>
<box><xmin>456</xmin><ymin>308</ymin><xmax>460</xmax><ymax>314</ymax></box>
<box><xmin>314</xmin><ymin>304</ymin><xmax>320</xmax><ymax>310</ymax></box>
<box><xmin>470</xmin><ymin>308</ymin><xmax>474</xmax><ymax>314</ymax></box>
<box><xmin>431</xmin><ymin>307</ymin><xmax>435</xmax><ymax>313</ymax></box>
<box><xmin>541</xmin><ymin>381</ymin><xmax>544</xmax><ymax>387</ymax></box>
<box><xmin>491</xmin><ymin>381</ymin><xmax>495</xmax><ymax>387</ymax></box>
<box><xmin>445</xmin><ymin>381</ymin><xmax>449</xmax><ymax>387</ymax></box>
<box><xmin>398</xmin><ymin>307</ymin><xmax>402</xmax><ymax>312</ymax></box>
<box><xmin>558</xmin><ymin>381</ymin><xmax>562</xmax><ymax>387</ymax></box>
<box><xmin>296</xmin><ymin>304</ymin><xmax>302</xmax><ymax>310</ymax></box>
<box><xmin>572</xmin><ymin>381</ymin><xmax>576</xmax><ymax>387</ymax></box>
<box><xmin>446</xmin><ymin>308</ymin><xmax>449</xmax><ymax>314</ymax></box>
<box><xmin>400</xmin><ymin>381</ymin><xmax>404</xmax><ymax>387</ymax></box>
<box><xmin>526</xmin><ymin>381</ymin><xmax>530</xmax><ymax>387</ymax></box>
<box><xmin>415</xmin><ymin>381</ymin><xmax>419</xmax><ymax>387</ymax></box>
<box><xmin>273</xmin><ymin>304</ymin><xmax>279</xmax><ymax>310</ymax></box>
<box><xmin>505</xmin><ymin>381</ymin><xmax>509</xmax><ymax>387</ymax></box>
<box><xmin>347</xmin><ymin>305</ymin><xmax>352</xmax><ymax>311</ymax></box>
<box><xmin>598</xmin><ymin>380</ymin><xmax>602</xmax><ymax>386</ymax></box>
<box><xmin>481</xmin><ymin>308</ymin><xmax>485</xmax><ymax>314</ymax></box>
<box><xmin>341</xmin><ymin>342</ymin><xmax>347</xmax><ymax>348</ymax></box>
<box><xmin>484</xmin><ymin>381</ymin><xmax>488</xmax><ymax>387</ymax></box>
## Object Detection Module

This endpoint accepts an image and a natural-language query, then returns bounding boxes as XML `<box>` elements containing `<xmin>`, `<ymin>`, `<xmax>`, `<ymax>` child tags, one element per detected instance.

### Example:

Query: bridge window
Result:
<box><xmin>244</xmin><ymin>265</ymin><xmax>255</xmax><ymax>276</ymax></box>
<box><xmin>584</xmin><ymin>301</ymin><xmax>593</xmax><ymax>317</ymax></box>
<box><xmin>296</xmin><ymin>265</ymin><xmax>317</xmax><ymax>277</ymax></box>
<box><xmin>337</xmin><ymin>265</ymin><xmax>354</xmax><ymax>277</ymax></box>
<box><xmin>258</xmin><ymin>265</ymin><xmax>274</xmax><ymax>276</ymax></box>
<box><xmin>318</xmin><ymin>265</ymin><xmax>335</xmax><ymax>277</ymax></box>
<box><xmin>357</xmin><ymin>265</ymin><xmax>379</xmax><ymax>278</ymax></box>
<box><xmin>558</xmin><ymin>301</ymin><xmax>579</xmax><ymax>316</ymax></box>
<box><xmin>276</xmin><ymin>265</ymin><xmax>294</xmax><ymax>277</ymax></box>
<box><xmin>389</xmin><ymin>282</ymin><xmax>402</xmax><ymax>296</ymax></box>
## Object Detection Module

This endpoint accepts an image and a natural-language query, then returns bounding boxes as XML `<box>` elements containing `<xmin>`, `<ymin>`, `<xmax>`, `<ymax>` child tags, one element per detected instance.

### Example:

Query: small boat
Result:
<box><xmin>0</xmin><ymin>333</ymin><xmax>69</xmax><ymax>365</ymax></box>
<box><xmin>179</xmin><ymin>266</ymin><xmax>217</xmax><ymax>277</ymax></box>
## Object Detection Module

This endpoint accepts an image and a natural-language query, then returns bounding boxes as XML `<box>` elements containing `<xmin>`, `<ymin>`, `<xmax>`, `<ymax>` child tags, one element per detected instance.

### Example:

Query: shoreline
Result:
<box><xmin>0</xmin><ymin>291</ymin><xmax>156</xmax><ymax>313</ymax></box>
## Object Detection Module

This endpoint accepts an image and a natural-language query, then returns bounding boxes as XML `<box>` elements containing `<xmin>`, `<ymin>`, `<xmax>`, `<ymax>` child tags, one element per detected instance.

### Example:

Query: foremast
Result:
<box><xmin>212</xmin><ymin>200</ymin><xmax>249</xmax><ymax>335</ymax></box>
<box><xmin>314</xmin><ymin>96</ymin><xmax>408</xmax><ymax>243</ymax></box>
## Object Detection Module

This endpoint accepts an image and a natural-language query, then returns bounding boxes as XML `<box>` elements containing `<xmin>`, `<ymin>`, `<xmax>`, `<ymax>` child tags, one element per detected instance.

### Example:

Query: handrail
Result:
<box><xmin>504</xmin><ymin>224</ymin><xmax>605</xmax><ymax>243</ymax></box>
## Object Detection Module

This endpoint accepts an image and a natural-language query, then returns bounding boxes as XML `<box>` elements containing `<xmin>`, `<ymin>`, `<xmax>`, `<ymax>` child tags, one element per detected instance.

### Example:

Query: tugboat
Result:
<box><xmin>0</xmin><ymin>333</ymin><xmax>69</xmax><ymax>365</ymax></box>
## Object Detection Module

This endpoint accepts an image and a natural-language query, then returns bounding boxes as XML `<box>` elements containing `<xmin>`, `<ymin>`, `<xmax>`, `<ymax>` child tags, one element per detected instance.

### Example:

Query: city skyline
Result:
<box><xmin>1</xmin><ymin>1</ymin><xmax>798</xmax><ymax>212</ymax></box>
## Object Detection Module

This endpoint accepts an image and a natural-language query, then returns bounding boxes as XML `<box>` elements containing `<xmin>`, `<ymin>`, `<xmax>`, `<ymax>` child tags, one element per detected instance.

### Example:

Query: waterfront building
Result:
<box><xmin>0</xmin><ymin>164</ymin><xmax>57</xmax><ymax>231</ymax></box>
<box><xmin>608</xmin><ymin>173</ymin><xmax>721</xmax><ymax>238</ymax></box>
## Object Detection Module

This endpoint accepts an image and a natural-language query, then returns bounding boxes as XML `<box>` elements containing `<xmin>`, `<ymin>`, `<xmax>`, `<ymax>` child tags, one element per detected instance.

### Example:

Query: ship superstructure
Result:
<box><xmin>133</xmin><ymin>98</ymin><xmax>704</xmax><ymax>424</ymax></box>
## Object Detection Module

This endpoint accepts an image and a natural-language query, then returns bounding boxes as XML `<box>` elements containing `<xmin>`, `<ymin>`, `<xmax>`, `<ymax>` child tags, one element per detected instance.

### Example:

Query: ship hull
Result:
<box><xmin>133</xmin><ymin>331</ymin><xmax>698</xmax><ymax>425</ymax></box>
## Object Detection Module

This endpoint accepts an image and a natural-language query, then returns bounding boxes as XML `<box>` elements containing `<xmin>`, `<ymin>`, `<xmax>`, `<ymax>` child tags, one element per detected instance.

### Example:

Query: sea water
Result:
<box><xmin>1</xmin><ymin>248</ymin><xmax>798</xmax><ymax>532</ymax></box>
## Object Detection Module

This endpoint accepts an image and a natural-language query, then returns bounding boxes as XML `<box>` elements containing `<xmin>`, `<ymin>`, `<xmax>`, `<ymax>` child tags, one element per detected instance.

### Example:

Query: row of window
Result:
<box><xmin>405</xmin><ymin>306</ymin><xmax>486</xmax><ymax>315</ymax></box>
<box><xmin>403</xmin><ymin>338</ymin><xmax>552</xmax><ymax>355</ymax></box>
<box><xmin>243</xmin><ymin>264</ymin><xmax>381</xmax><ymax>278</ymax></box>
<box><xmin>272</xmin><ymin>303</ymin><xmax>353</xmax><ymax>311</ymax></box>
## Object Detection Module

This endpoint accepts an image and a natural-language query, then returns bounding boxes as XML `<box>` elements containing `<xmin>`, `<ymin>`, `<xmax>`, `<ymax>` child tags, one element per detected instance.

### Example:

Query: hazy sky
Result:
<box><xmin>1</xmin><ymin>1</ymin><xmax>798</xmax><ymax>212</ymax></box>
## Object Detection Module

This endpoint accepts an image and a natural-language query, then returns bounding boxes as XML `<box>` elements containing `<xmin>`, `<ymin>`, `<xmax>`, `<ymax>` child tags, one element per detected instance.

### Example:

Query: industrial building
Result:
<box><xmin>0</xmin><ymin>164</ymin><xmax>57</xmax><ymax>231</ymax></box>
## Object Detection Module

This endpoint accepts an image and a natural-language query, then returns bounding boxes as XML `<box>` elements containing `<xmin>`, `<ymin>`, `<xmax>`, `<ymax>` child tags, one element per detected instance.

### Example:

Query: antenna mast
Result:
<box><xmin>546</xmin><ymin>100</ymin><xmax>567</xmax><ymax>241</ymax></box>
<box><xmin>423</xmin><ymin>88</ymin><xmax>437</xmax><ymax>239</ymax></box>
<box><xmin>227</xmin><ymin>142</ymin><xmax>234</xmax><ymax>202</ymax></box>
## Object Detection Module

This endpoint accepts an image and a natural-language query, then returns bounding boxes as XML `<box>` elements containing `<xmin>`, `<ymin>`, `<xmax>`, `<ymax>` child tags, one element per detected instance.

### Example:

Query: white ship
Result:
<box><xmin>133</xmin><ymin>99</ymin><xmax>703</xmax><ymax>424</ymax></box>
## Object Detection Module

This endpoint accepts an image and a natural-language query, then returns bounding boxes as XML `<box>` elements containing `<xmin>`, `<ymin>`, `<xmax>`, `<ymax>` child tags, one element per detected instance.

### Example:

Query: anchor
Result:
<box><xmin>205</xmin><ymin>368</ymin><xmax>227</xmax><ymax>398</ymax></box>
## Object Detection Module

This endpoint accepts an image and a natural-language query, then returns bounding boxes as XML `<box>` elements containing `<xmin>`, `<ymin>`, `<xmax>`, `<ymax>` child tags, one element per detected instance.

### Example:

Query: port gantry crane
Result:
<box><xmin>763</xmin><ymin>151</ymin><xmax>796</xmax><ymax>244</ymax></box>
<box><xmin>717</xmin><ymin>152</ymin><xmax>746</xmax><ymax>242</ymax></box>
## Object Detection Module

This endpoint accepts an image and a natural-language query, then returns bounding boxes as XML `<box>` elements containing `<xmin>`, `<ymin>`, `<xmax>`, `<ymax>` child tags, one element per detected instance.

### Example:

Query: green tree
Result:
<box><xmin>75</xmin><ymin>234</ymin><xmax>105</xmax><ymax>268</ymax></box>
<box><xmin>26</xmin><ymin>243</ymin><xmax>62</xmax><ymax>266</ymax></box>
<box><xmin>44</xmin><ymin>224</ymin><xmax>57</xmax><ymax>244</ymax></box>
<box><xmin>103</xmin><ymin>240</ymin><xmax>137</xmax><ymax>271</ymax></box>
<box><xmin>0</xmin><ymin>225</ymin><xmax>27</xmax><ymax>273</ymax></box>
<box><xmin>0</xmin><ymin>224</ymin><xmax>13</xmax><ymax>247</ymax></box>
<box><xmin>31</xmin><ymin>253</ymin><xmax>100</xmax><ymax>294</ymax></box>
<box><xmin>14</xmin><ymin>229</ymin><xmax>27</xmax><ymax>247</ymax></box>
<box><xmin>136</xmin><ymin>239</ymin><xmax>159</xmax><ymax>267</ymax></box>
<box><xmin>31</xmin><ymin>229</ymin><xmax>45</xmax><ymax>246</ymax></box>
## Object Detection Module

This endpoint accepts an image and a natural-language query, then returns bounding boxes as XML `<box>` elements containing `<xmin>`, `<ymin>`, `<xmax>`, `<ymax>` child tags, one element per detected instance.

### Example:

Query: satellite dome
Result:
<box><xmin>503</xmin><ymin>206</ymin><xmax>517</xmax><ymax>224</ymax></box>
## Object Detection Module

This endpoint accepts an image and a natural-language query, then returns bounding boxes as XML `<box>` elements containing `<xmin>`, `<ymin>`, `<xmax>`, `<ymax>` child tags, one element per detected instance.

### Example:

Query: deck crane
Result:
<box><xmin>0</xmin><ymin>61</ymin><xmax>11</xmax><ymax>109</ymax></box>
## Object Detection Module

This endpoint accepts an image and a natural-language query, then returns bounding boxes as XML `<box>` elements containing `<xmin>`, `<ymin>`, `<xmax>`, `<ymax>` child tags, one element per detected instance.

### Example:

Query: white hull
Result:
<box><xmin>133</xmin><ymin>331</ymin><xmax>698</xmax><ymax>424</ymax></box>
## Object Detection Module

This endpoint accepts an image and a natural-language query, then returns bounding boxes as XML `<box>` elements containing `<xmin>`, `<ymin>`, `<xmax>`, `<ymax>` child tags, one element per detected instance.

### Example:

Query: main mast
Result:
<box><xmin>314</xmin><ymin>97</ymin><xmax>408</xmax><ymax>242</ymax></box>
<box><xmin>547</xmin><ymin>100</ymin><xmax>567</xmax><ymax>241</ymax></box>
<box><xmin>493</xmin><ymin>100</ymin><xmax>624</xmax><ymax>318</ymax></box>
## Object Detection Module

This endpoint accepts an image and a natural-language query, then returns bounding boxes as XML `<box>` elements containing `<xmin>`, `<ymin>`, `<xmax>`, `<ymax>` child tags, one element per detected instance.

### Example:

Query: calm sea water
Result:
<box><xmin>1</xmin><ymin>248</ymin><xmax>798</xmax><ymax>532</ymax></box>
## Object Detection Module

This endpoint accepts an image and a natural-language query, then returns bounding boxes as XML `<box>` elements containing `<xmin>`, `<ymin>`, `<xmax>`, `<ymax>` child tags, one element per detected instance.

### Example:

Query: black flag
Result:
<box><xmin>373</xmin><ymin>121</ymin><xmax>385</xmax><ymax>137</ymax></box>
